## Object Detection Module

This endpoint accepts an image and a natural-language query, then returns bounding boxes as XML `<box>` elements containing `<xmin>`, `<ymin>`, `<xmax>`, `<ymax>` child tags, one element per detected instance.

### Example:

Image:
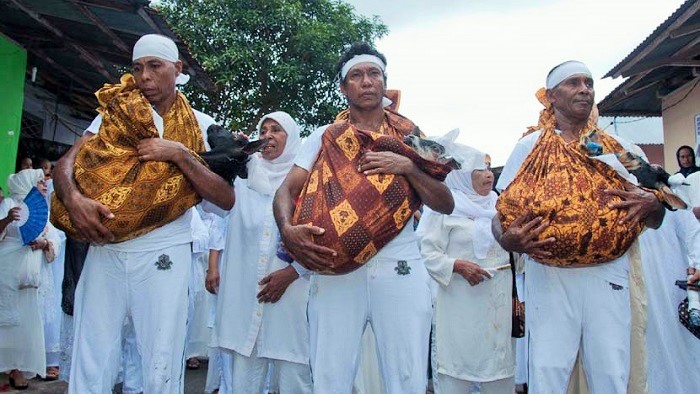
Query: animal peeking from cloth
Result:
<box><xmin>581</xmin><ymin>129</ymin><xmax>688</xmax><ymax>210</ymax></box>
<box><xmin>199</xmin><ymin>124</ymin><xmax>268</xmax><ymax>184</ymax></box>
<box><xmin>403</xmin><ymin>130</ymin><xmax>461</xmax><ymax>170</ymax></box>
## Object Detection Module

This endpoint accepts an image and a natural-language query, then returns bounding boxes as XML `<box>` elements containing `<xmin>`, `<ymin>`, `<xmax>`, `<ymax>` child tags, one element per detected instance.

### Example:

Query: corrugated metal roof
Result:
<box><xmin>605</xmin><ymin>0</ymin><xmax>697</xmax><ymax>78</ymax></box>
<box><xmin>599</xmin><ymin>0</ymin><xmax>700</xmax><ymax>116</ymax></box>
<box><xmin>0</xmin><ymin>0</ymin><xmax>214</xmax><ymax>118</ymax></box>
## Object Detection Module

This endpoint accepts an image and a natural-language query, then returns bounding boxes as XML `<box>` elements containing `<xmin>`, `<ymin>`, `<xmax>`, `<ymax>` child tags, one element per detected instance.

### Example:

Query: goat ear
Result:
<box><xmin>243</xmin><ymin>139</ymin><xmax>268</xmax><ymax>155</ymax></box>
<box><xmin>411</xmin><ymin>126</ymin><xmax>422</xmax><ymax>138</ymax></box>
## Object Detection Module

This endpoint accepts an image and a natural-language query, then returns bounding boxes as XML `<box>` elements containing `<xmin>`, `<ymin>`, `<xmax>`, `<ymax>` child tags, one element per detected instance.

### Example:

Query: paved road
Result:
<box><xmin>0</xmin><ymin>359</ymin><xmax>209</xmax><ymax>393</ymax></box>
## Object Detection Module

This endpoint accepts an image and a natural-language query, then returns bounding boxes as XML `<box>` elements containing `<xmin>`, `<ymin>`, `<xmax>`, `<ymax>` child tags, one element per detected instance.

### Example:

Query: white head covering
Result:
<box><xmin>7</xmin><ymin>169</ymin><xmax>44</xmax><ymax>201</ymax></box>
<box><xmin>339</xmin><ymin>54</ymin><xmax>386</xmax><ymax>81</ymax></box>
<box><xmin>421</xmin><ymin>129</ymin><xmax>497</xmax><ymax>259</ymax></box>
<box><xmin>132</xmin><ymin>34</ymin><xmax>190</xmax><ymax>85</ymax></box>
<box><xmin>246</xmin><ymin>111</ymin><xmax>302</xmax><ymax>195</ymax></box>
<box><xmin>546</xmin><ymin>60</ymin><xmax>592</xmax><ymax>90</ymax></box>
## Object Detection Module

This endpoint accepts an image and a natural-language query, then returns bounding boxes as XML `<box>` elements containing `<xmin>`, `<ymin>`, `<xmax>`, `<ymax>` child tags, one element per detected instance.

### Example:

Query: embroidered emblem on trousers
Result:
<box><xmin>155</xmin><ymin>254</ymin><xmax>173</xmax><ymax>270</ymax></box>
<box><xmin>395</xmin><ymin>260</ymin><xmax>411</xmax><ymax>275</ymax></box>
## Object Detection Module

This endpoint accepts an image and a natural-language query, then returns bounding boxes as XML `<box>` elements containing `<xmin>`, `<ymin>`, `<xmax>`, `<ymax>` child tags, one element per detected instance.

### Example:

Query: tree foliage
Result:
<box><xmin>158</xmin><ymin>0</ymin><xmax>388</xmax><ymax>135</ymax></box>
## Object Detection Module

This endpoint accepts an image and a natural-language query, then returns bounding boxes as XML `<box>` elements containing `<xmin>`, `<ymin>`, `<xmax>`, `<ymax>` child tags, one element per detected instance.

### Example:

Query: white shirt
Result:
<box><xmin>419</xmin><ymin>212</ymin><xmax>515</xmax><ymax>381</ymax></box>
<box><xmin>84</xmin><ymin>108</ymin><xmax>216</xmax><ymax>252</ymax></box>
<box><xmin>496</xmin><ymin>130</ymin><xmax>637</xmax><ymax>286</ymax></box>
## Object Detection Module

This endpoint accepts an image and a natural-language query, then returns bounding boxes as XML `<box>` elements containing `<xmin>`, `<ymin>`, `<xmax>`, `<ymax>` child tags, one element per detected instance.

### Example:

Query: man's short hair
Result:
<box><xmin>334</xmin><ymin>42</ymin><xmax>387</xmax><ymax>83</ymax></box>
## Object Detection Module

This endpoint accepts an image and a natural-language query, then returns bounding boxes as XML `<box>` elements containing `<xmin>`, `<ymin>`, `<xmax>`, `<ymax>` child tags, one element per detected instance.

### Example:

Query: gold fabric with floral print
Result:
<box><xmin>292</xmin><ymin>109</ymin><xmax>453</xmax><ymax>274</ymax></box>
<box><xmin>51</xmin><ymin>74</ymin><xmax>205</xmax><ymax>242</ymax></box>
<box><xmin>496</xmin><ymin>88</ymin><xmax>646</xmax><ymax>267</ymax></box>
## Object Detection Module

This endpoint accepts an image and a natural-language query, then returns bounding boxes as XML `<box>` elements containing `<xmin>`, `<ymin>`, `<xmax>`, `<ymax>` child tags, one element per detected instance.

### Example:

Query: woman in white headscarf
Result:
<box><xmin>211</xmin><ymin>111</ymin><xmax>312</xmax><ymax>394</ymax></box>
<box><xmin>0</xmin><ymin>169</ymin><xmax>60</xmax><ymax>389</ymax></box>
<box><xmin>417</xmin><ymin>140</ymin><xmax>515</xmax><ymax>394</ymax></box>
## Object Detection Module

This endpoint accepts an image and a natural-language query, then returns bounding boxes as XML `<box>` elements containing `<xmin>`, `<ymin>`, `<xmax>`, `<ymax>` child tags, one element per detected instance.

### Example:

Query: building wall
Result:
<box><xmin>662</xmin><ymin>78</ymin><xmax>700</xmax><ymax>172</ymax></box>
<box><xmin>0</xmin><ymin>34</ymin><xmax>26</xmax><ymax>191</ymax></box>
<box><xmin>639</xmin><ymin>144</ymin><xmax>664</xmax><ymax>167</ymax></box>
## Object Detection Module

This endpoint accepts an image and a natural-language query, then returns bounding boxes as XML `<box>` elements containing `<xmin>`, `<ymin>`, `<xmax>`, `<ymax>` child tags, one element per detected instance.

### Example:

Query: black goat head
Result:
<box><xmin>199</xmin><ymin>124</ymin><xmax>268</xmax><ymax>184</ymax></box>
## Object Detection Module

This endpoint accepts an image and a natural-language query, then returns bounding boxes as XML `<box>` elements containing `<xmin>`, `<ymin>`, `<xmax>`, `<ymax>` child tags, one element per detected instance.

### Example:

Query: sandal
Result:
<box><xmin>9</xmin><ymin>370</ymin><xmax>29</xmax><ymax>390</ymax></box>
<box><xmin>44</xmin><ymin>366</ymin><xmax>59</xmax><ymax>381</ymax></box>
<box><xmin>186</xmin><ymin>357</ymin><xmax>200</xmax><ymax>370</ymax></box>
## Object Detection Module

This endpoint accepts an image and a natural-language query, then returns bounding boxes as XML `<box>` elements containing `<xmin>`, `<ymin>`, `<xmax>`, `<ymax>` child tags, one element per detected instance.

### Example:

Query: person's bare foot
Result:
<box><xmin>186</xmin><ymin>357</ymin><xmax>201</xmax><ymax>369</ymax></box>
<box><xmin>45</xmin><ymin>365</ymin><xmax>59</xmax><ymax>381</ymax></box>
<box><xmin>9</xmin><ymin>369</ymin><xmax>29</xmax><ymax>390</ymax></box>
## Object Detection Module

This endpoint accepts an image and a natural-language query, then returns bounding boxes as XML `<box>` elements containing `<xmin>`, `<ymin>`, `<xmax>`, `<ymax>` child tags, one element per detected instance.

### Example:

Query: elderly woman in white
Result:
<box><xmin>211</xmin><ymin>111</ymin><xmax>311</xmax><ymax>394</ymax></box>
<box><xmin>418</xmin><ymin>143</ymin><xmax>515</xmax><ymax>394</ymax></box>
<box><xmin>0</xmin><ymin>169</ymin><xmax>60</xmax><ymax>390</ymax></box>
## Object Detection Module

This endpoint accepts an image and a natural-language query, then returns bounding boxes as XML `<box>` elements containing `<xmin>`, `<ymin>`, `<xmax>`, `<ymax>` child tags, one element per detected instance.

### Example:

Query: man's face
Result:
<box><xmin>547</xmin><ymin>74</ymin><xmax>595</xmax><ymax>123</ymax></box>
<box><xmin>132</xmin><ymin>56</ymin><xmax>181</xmax><ymax>108</ymax></box>
<box><xmin>259</xmin><ymin>118</ymin><xmax>288</xmax><ymax>161</ymax></box>
<box><xmin>679</xmin><ymin>147</ymin><xmax>695</xmax><ymax>168</ymax></box>
<box><xmin>340</xmin><ymin>62</ymin><xmax>386</xmax><ymax>111</ymax></box>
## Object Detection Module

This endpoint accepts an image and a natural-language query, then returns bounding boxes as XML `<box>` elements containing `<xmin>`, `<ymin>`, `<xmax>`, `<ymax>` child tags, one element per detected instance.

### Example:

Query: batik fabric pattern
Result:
<box><xmin>292</xmin><ymin>109</ymin><xmax>452</xmax><ymax>274</ymax></box>
<box><xmin>51</xmin><ymin>74</ymin><xmax>205</xmax><ymax>242</ymax></box>
<box><xmin>496</xmin><ymin>88</ymin><xmax>647</xmax><ymax>267</ymax></box>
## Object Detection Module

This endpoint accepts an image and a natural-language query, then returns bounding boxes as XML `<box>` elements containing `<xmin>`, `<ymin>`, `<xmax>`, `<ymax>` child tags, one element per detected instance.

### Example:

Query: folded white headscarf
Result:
<box><xmin>132</xmin><ymin>34</ymin><xmax>190</xmax><ymax>86</ymax></box>
<box><xmin>7</xmin><ymin>169</ymin><xmax>44</xmax><ymax>201</ymax></box>
<box><xmin>546</xmin><ymin>60</ymin><xmax>591</xmax><ymax>89</ymax></box>
<box><xmin>246</xmin><ymin>111</ymin><xmax>302</xmax><ymax>195</ymax></box>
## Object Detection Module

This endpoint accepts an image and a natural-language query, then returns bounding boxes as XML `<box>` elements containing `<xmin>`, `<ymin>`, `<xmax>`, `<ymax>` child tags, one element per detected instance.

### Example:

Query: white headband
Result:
<box><xmin>132</xmin><ymin>34</ymin><xmax>190</xmax><ymax>86</ymax></box>
<box><xmin>546</xmin><ymin>60</ymin><xmax>592</xmax><ymax>89</ymax></box>
<box><xmin>340</xmin><ymin>54</ymin><xmax>386</xmax><ymax>80</ymax></box>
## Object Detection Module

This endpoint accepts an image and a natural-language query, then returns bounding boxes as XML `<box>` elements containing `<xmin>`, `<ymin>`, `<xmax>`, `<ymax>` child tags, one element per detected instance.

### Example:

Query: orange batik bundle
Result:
<box><xmin>292</xmin><ymin>109</ymin><xmax>453</xmax><ymax>274</ymax></box>
<box><xmin>51</xmin><ymin>74</ymin><xmax>205</xmax><ymax>242</ymax></box>
<box><xmin>496</xmin><ymin>88</ymin><xmax>646</xmax><ymax>267</ymax></box>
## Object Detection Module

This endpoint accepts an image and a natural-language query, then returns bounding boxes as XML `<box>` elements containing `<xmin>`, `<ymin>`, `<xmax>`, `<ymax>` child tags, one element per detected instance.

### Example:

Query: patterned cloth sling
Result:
<box><xmin>51</xmin><ymin>74</ymin><xmax>206</xmax><ymax>242</ymax></box>
<box><xmin>496</xmin><ymin>88</ymin><xmax>654</xmax><ymax>267</ymax></box>
<box><xmin>292</xmin><ymin>109</ymin><xmax>453</xmax><ymax>274</ymax></box>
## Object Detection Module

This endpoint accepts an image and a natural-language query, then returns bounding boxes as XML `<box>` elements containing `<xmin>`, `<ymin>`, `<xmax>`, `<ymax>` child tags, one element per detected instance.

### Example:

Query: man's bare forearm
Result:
<box><xmin>491</xmin><ymin>215</ymin><xmax>505</xmax><ymax>247</ymax></box>
<box><xmin>405</xmin><ymin>168</ymin><xmax>454</xmax><ymax>214</ymax></box>
<box><xmin>273</xmin><ymin>185</ymin><xmax>295</xmax><ymax>230</ymax></box>
<box><xmin>273</xmin><ymin>166</ymin><xmax>308</xmax><ymax>231</ymax></box>
<box><xmin>175</xmin><ymin>151</ymin><xmax>234</xmax><ymax>210</ymax></box>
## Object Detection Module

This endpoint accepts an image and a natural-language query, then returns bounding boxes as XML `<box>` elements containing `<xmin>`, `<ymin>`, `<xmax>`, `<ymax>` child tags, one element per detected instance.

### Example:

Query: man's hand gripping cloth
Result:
<box><xmin>292</xmin><ymin>110</ymin><xmax>454</xmax><ymax>274</ymax></box>
<box><xmin>496</xmin><ymin>88</ymin><xmax>661</xmax><ymax>267</ymax></box>
<box><xmin>50</xmin><ymin>74</ymin><xmax>206</xmax><ymax>242</ymax></box>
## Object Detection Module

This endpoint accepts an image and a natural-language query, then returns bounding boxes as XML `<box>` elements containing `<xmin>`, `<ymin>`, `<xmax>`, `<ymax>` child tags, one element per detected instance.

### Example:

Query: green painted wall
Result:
<box><xmin>0</xmin><ymin>35</ymin><xmax>26</xmax><ymax>193</ymax></box>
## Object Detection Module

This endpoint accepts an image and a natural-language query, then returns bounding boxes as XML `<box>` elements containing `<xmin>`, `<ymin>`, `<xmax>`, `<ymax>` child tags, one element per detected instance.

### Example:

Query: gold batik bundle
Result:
<box><xmin>496</xmin><ymin>88</ymin><xmax>646</xmax><ymax>267</ymax></box>
<box><xmin>292</xmin><ymin>110</ymin><xmax>453</xmax><ymax>274</ymax></box>
<box><xmin>51</xmin><ymin>74</ymin><xmax>205</xmax><ymax>242</ymax></box>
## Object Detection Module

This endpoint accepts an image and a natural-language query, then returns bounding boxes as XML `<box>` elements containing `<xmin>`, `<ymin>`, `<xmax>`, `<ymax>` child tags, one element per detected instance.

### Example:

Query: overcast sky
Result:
<box><xmin>344</xmin><ymin>0</ymin><xmax>685</xmax><ymax>165</ymax></box>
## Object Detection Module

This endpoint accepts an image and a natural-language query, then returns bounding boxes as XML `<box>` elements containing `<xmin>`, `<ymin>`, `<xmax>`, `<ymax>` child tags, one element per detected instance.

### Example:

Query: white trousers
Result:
<box><xmin>437</xmin><ymin>373</ymin><xmax>514</xmax><ymax>394</ymax></box>
<box><xmin>308</xmin><ymin>256</ymin><xmax>433</xmax><ymax>394</ymax></box>
<box><xmin>527</xmin><ymin>262</ymin><xmax>630</xmax><ymax>394</ymax></box>
<box><xmin>224</xmin><ymin>346</ymin><xmax>312</xmax><ymax>394</ymax></box>
<box><xmin>59</xmin><ymin>313</ymin><xmax>73</xmax><ymax>382</ymax></box>
<box><xmin>68</xmin><ymin>243</ymin><xmax>190</xmax><ymax>394</ymax></box>
<box><xmin>205</xmin><ymin>345</ymin><xmax>233</xmax><ymax>394</ymax></box>
<box><xmin>120</xmin><ymin>318</ymin><xmax>143</xmax><ymax>394</ymax></box>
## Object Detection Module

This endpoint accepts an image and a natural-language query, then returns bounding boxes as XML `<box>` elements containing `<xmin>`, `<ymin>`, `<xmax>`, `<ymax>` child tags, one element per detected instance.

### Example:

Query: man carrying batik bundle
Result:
<box><xmin>492</xmin><ymin>61</ymin><xmax>665</xmax><ymax>393</ymax></box>
<box><xmin>52</xmin><ymin>34</ymin><xmax>234</xmax><ymax>393</ymax></box>
<box><xmin>273</xmin><ymin>42</ymin><xmax>454</xmax><ymax>393</ymax></box>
